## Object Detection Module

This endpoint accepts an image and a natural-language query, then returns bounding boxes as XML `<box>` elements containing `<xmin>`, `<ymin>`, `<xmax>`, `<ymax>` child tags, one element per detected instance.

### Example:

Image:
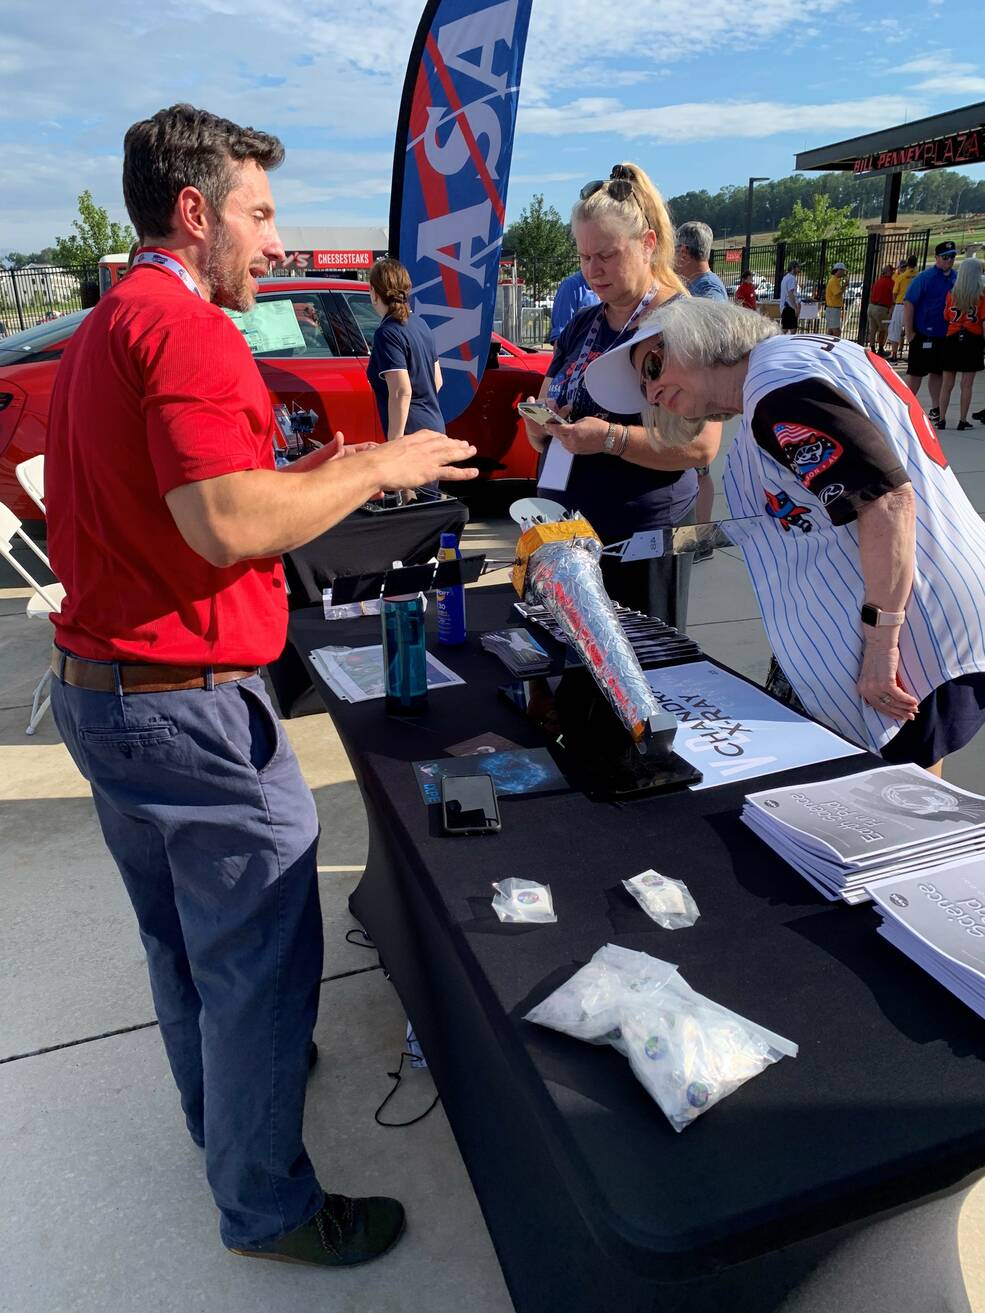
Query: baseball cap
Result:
<box><xmin>832</xmin><ymin>262</ymin><xmax>847</xmax><ymax>272</ymax></box>
<box><xmin>936</xmin><ymin>240</ymin><xmax>957</xmax><ymax>257</ymax></box>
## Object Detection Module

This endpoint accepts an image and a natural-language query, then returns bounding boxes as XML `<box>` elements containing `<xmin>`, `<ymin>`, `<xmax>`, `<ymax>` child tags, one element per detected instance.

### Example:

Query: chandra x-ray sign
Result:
<box><xmin>644</xmin><ymin>661</ymin><xmax>862</xmax><ymax>790</ymax></box>
<box><xmin>390</xmin><ymin>0</ymin><xmax>533</xmax><ymax>424</ymax></box>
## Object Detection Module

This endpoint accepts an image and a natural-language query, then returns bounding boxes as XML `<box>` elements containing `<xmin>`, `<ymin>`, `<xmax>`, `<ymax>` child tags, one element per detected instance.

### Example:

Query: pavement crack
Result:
<box><xmin>0</xmin><ymin>965</ymin><xmax>383</xmax><ymax>1065</ymax></box>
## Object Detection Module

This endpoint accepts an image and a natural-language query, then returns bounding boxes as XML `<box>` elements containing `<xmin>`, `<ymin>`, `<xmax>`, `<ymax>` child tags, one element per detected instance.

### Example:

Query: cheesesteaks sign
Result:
<box><xmin>390</xmin><ymin>0</ymin><xmax>533</xmax><ymax>424</ymax></box>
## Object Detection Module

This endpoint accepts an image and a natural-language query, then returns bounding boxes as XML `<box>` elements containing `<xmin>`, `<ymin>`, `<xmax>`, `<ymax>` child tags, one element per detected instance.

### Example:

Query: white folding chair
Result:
<box><xmin>0</xmin><ymin>500</ymin><xmax>65</xmax><ymax>734</ymax></box>
<box><xmin>15</xmin><ymin>454</ymin><xmax>46</xmax><ymax>516</ymax></box>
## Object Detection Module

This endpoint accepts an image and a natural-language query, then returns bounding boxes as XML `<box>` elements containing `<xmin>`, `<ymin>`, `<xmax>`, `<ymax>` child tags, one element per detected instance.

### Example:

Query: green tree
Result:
<box><xmin>503</xmin><ymin>194</ymin><xmax>577</xmax><ymax>304</ymax></box>
<box><xmin>53</xmin><ymin>191</ymin><xmax>135</xmax><ymax>266</ymax></box>
<box><xmin>774</xmin><ymin>195</ymin><xmax>861</xmax><ymax>243</ymax></box>
<box><xmin>4</xmin><ymin>247</ymin><xmax>60</xmax><ymax>269</ymax></box>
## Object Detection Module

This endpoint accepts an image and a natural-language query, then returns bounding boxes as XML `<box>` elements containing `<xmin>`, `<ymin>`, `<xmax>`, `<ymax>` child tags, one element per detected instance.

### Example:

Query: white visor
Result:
<box><xmin>584</xmin><ymin>307</ymin><xmax>672</xmax><ymax>415</ymax></box>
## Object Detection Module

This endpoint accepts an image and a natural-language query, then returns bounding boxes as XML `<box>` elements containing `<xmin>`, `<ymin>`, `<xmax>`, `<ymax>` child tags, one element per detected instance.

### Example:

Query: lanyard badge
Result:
<box><xmin>131</xmin><ymin>250</ymin><xmax>204</xmax><ymax>299</ymax></box>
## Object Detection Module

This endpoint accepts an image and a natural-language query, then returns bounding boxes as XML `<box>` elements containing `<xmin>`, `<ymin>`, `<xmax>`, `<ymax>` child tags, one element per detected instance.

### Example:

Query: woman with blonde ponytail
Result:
<box><xmin>520</xmin><ymin>163</ymin><xmax>720</xmax><ymax>623</ymax></box>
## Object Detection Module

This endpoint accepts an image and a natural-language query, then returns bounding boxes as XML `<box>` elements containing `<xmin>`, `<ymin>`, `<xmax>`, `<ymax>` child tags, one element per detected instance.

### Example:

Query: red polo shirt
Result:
<box><xmin>869</xmin><ymin>275</ymin><xmax>895</xmax><ymax>308</ymax></box>
<box><xmin>46</xmin><ymin>253</ymin><xmax>287</xmax><ymax>665</ymax></box>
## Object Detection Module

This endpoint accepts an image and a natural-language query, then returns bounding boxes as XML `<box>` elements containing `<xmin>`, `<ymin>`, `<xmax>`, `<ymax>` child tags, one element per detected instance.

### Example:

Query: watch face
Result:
<box><xmin>861</xmin><ymin>604</ymin><xmax>878</xmax><ymax>626</ymax></box>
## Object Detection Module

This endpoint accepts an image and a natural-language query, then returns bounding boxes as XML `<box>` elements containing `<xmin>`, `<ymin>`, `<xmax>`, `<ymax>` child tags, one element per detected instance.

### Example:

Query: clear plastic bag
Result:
<box><xmin>623</xmin><ymin>869</ymin><xmax>699</xmax><ymax>929</ymax></box>
<box><xmin>525</xmin><ymin>944</ymin><xmax>797</xmax><ymax>1131</ymax></box>
<box><xmin>491</xmin><ymin>878</ymin><xmax>557</xmax><ymax>924</ymax></box>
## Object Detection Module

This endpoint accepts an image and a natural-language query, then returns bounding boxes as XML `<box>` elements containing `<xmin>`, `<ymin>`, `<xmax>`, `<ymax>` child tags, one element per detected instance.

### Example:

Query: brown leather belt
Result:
<box><xmin>51</xmin><ymin>648</ymin><xmax>257</xmax><ymax>695</ymax></box>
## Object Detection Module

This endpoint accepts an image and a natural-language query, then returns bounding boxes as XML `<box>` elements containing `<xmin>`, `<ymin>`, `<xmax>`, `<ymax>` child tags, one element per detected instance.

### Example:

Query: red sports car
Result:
<box><xmin>0</xmin><ymin>277</ymin><xmax>551</xmax><ymax>522</ymax></box>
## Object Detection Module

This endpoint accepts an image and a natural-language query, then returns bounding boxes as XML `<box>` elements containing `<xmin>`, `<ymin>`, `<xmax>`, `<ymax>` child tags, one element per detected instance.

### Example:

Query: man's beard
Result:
<box><xmin>205</xmin><ymin>220</ymin><xmax>255</xmax><ymax>312</ymax></box>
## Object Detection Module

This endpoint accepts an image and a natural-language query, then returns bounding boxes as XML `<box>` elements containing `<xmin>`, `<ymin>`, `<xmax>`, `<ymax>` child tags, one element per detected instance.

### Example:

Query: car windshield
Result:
<box><xmin>0</xmin><ymin>309</ymin><xmax>90</xmax><ymax>363</ymax></box>
<box><xmin>225</xmin><ymin>293</ymin><xmax>338</xmax><ymax>358</ymax></box>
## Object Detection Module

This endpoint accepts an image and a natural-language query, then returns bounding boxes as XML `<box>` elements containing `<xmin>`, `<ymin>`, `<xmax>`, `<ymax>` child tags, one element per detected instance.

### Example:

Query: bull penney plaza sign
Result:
<box><xmin>852</xmin><ymin>125</ymin><xmax>984</xmax><ymax>178</ymax></box>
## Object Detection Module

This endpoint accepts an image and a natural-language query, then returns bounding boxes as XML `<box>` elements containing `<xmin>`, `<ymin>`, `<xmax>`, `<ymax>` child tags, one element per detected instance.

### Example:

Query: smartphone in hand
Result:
<box><xmin>517</xmin><ymin>401</ymin><xmax>569</xmax><ymax>426</ymax></box>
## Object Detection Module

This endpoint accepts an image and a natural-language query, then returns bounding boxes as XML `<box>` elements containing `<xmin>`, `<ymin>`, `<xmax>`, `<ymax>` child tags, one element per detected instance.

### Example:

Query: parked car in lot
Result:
<box><xmin>0</xmin><ymin>278</ymin><xmax>551</xmax><ymax>522</ymax></box>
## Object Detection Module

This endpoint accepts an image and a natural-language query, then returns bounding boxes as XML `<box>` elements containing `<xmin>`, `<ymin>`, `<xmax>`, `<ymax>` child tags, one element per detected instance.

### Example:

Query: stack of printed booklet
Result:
<box><xmin>744</xmin><ymin>764</ymin><xmax>985</xmax><ymax>1018</ymax></box>
<box><xmin>742</xmin><ymin>764</ymin><xmax>985</xmax><ymax>905</ymax></box>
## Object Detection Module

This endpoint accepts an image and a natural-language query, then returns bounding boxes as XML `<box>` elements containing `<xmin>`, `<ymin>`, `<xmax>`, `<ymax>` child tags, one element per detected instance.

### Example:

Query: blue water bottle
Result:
<box><xmin>381</xmin><ymin>593</ymin><xmax>429</xmax><ymax>715</ymax></box>
<box><xmin>435</xmin><ymin>532</ymin><xmax>467</xmax><ymax>645</ymax></box>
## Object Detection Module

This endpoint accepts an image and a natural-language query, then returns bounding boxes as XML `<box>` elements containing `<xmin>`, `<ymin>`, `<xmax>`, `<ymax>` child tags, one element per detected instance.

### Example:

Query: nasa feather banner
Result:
<box><xmin>389</xmin><ymin>0</ymin><xmax>534</xmax><ymax>424</ymax></box>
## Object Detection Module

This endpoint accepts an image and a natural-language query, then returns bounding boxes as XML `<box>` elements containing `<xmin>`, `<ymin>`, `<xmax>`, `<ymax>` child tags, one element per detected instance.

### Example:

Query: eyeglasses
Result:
<box><xmin>939</xmin><ymin>253</ymin><xmax>956</xmax><ymax>260</ymax></box>
<box><xmin>638</xmin><ymin>343</ymin><xmax>665</xmax><ymax>397</ymax></box>
<box><xmin>580</xmin><ymin>165</ymin><xmax>635</xmax><ymax>203</ymax></box>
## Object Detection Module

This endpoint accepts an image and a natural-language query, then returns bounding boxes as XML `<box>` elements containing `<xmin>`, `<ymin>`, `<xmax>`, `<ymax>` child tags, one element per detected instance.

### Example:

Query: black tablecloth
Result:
<box><xmin>282</xmin><ymin>496</ymin><xmax>469</xmax><ymax>608</ymax></box>
<box><xmin>290</xmin><ymin>588</ymin><xmax>985</xmax><ymax>1311</ymax></box>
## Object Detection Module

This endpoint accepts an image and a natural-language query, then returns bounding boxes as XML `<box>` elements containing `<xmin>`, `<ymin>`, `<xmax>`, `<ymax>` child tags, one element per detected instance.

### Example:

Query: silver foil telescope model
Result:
<box><xmin>509</xmin><ymin>500</ymin><xmax>694</xmax><ymax>795</ymax></box>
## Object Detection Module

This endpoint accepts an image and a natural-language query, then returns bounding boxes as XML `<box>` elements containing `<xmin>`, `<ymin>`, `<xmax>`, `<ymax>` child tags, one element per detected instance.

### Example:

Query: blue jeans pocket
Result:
<box><xmin>79</xmin><ymin>723</ymin><xmax>178</xmax><ymax>757</ymax></box>
<box><xmin>213</xmin><ymin>680</ymin><xmax>284</xmax><ymax>775</ymax></box>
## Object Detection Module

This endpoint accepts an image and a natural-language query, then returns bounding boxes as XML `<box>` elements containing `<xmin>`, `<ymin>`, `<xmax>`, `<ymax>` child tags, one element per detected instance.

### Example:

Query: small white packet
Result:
<box><xmin>623</xmin><ymin>869</ymin><xmax>699</xmax><ymax>929</ymax></box>
<box><xmin>491</xmin><ymin>878</ymin><xmax>557</xmax><ymax>924</ymax></box>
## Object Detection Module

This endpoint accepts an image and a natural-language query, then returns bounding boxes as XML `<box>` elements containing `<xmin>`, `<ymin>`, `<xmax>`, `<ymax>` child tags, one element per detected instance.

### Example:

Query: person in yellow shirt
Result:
<box><xmin>824</xmin><ymin>262</ymin><xmax>847</xmax><ymax>337</ymax></box>
<box><xmin>887</xmin><ymin>254</ymin><xmax>918</xmax><ymax>363</ymax></box>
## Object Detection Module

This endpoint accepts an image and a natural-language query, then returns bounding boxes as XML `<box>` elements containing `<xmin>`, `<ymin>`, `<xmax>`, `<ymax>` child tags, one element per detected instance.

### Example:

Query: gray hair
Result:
<box><xmin>641</xmin><ymin>297</ymin><xmax>779</xmax><ymax>446</ymax></box>
<box><xmin>675</xmin><ymin>221</ymin><xmax>714</xmax><ymax>262</ymax></box>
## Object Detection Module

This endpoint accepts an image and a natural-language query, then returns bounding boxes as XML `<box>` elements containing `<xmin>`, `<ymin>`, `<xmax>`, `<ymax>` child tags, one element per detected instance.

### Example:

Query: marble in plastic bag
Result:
<box><xmin>525</xmin><ymin>944</ymin><xmax>796</xmax><ymax>1131</ymax></box>
<box><xmin>492</xmin><ymin>878</ymin><xmax>557</xmax><ymax>924</ymax></box>
<box><xmin>623</xmin><ymin>869</ymin><xmax>699</xmax><ymax>929</ymax></box>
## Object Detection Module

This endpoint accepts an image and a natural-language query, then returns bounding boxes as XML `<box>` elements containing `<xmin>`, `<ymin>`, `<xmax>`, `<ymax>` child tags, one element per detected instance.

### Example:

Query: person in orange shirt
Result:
<box><xmin>735</xmin><ymin>269</ymin><xmax>757</xmax><ymax>310</ymax></box>
<box><xmin>939</xmin><ymin>257</ymin><xmax>985</xmax><ymax>430</ymax></box>
<box><xmin>866</xmin><ymin>263</ymin><xmax>896</xmax><ymax>355</ymax></box>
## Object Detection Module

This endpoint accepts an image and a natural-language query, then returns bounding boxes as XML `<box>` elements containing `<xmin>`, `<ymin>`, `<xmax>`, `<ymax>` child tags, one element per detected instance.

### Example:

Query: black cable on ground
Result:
<box><xmin>374</xmin><ymin>1051</ymin><xmax>440</xmax><ymax>1128</ymax></box>
<box><xmin>1</xmin><ymin>964</ymin><xmax>383</xmax><ymax>1066</ymax></box>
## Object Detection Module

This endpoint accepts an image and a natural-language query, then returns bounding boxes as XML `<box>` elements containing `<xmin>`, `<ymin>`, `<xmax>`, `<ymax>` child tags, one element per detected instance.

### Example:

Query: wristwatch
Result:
<box><xmin>861</xmin><ymin>603</ymin><xmax>906</xmax><ymax>628</ymax></box>
<box><xmin>602</xmin><ymin>422</ymin><xmax>618</xmax><ymax>453</ymax></box>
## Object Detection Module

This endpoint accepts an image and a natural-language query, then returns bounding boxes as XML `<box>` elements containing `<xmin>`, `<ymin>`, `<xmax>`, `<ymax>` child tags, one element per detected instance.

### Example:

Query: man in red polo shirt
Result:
<box><xmin>46</xmin><ymin>104</ymin><xmax>477</xmax><ymax>1269</ymax></box>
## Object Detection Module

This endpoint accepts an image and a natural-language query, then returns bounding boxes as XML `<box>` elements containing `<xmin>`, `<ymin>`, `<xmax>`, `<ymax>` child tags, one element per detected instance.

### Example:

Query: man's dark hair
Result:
<box><xmin>123</xmin><ymin>104</ymin><xmax>284</xmax><ymax>239</ymax></box>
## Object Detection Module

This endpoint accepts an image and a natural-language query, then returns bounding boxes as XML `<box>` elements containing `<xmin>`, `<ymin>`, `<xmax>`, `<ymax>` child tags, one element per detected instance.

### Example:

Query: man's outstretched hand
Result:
<box><xmin>369</xmin><ymin>430</ymin><xmax>478</xmax><ymax>491</ymax></box>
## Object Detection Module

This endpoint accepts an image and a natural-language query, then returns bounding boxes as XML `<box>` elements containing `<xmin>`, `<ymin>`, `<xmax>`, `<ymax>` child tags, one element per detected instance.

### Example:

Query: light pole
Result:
<box><xmin>954</xmin><ymin>188</ymin><xmax>966</xmax><ymax>219</ymax></box>
<box><xmin>745</xmin><ymin>176</ymin><xmax>769</xmax><ymax>270</ymax></box>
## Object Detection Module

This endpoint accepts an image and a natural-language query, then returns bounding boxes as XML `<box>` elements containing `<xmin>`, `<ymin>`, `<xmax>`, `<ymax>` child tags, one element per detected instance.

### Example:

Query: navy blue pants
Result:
<box><xmin>50</xmin><ymin>668</ymin><xmax>325</xmax><ymax>1248</ymax></box>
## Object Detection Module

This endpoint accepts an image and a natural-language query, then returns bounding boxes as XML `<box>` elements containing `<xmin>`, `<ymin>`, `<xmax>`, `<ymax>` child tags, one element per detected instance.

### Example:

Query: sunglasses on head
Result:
<box><xmin>638</xmin><ymin>341</ymin><xmax>665</xmax><ymax>397</ymax></box>
<box><xmin>580</xmin><ymin>165</ymin><xmax>635</xmax><ymax>203</ymax></box>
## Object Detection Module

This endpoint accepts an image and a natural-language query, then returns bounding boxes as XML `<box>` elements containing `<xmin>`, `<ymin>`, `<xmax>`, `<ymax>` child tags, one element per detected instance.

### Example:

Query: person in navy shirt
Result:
<box><xmin>367</xmin><ymin>258</ymin><xmax>444</xmax><ymax>442</ymax></box>
<box><xmin>903</xmin><ymin>240</ymin><xmax>958</xmax><ymax>419</ymax></box>
<box><xmin>549</xmin><ymin>270</ymin><xmax>600</xmax><ymax>343</ymax></box>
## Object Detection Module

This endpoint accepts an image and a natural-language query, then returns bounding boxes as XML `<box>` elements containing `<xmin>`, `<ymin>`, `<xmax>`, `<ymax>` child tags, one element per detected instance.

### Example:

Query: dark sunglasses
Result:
<box><xmin>939</xmin><ymin>252</ymin><xmax>956</xmax><ymax>260</ymax></box>
<box><xmin>638</xmin><ymin>343</ymin><xmax>665</xmax><ymax>397</ymax></box>
<box><xmin>580</xmin><ymin>165</ymin><xmax>635</xmax><ymax>203</ymax></box>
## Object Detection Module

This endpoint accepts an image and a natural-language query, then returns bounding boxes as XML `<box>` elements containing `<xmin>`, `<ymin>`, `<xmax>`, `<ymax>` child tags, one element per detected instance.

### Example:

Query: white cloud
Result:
<box><xmin>896</xmin><ymin>54</ymin><xmax>953</xmax><ymax>74</ymax></box>
<box><xmin>518</xmin><ymin>95</ymin><xmax>924</xmax><ymax>145</ymax></box>
<box><xmin>914</xmin><ymin>74</ymin><xmax>985</xmax><ymax>95</ymax></box>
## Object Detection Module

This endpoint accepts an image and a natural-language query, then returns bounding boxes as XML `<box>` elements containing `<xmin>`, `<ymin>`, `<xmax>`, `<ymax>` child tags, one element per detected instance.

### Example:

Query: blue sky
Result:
<box><xmin>2</xmin><ymin>0</ymin><xmax>983</xmax><ymax>252</ymax></box>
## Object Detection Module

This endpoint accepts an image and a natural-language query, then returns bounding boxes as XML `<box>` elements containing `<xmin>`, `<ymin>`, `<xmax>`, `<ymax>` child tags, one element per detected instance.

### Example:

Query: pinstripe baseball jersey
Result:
<box><xmin>723</xmin><ymin>333</ymin><xmax>985</xmax><ymax>752</ymax></box>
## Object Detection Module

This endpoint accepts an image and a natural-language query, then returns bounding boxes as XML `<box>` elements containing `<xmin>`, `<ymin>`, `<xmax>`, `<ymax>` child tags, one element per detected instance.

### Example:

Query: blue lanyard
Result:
<box><xmin>131</xmin><ymin>250</ymin><xmax>203</xmax><ymax>299</ymax></box>
<box><xmin>549</xmin><ymin>285</ymin><xmax>659</xmax><ymax>407</ymax></box>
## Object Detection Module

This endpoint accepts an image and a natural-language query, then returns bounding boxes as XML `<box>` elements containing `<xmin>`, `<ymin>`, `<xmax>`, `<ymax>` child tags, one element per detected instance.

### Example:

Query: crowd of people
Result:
<box><xmin>36</xmin><ymin>104</ymin><xmax>985</xmax><ymax>1284</ymax></box>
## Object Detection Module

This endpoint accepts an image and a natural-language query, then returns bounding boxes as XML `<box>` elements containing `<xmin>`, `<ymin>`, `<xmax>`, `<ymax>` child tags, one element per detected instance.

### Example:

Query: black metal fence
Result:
<box><xmin>710</xmin><ymin>230</ymin><xmax>932</xmax><ymax>347</ymax></box>
<box><xmin>0</xmin><ymin>264</ymin><xmax>99</xmax><ymax>334</ymax></box>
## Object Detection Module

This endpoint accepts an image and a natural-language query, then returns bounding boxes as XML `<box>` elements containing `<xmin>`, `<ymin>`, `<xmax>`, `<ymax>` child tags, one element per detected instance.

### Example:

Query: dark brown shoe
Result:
<box><xmin>230</xmin><ymin>1193</ymin><xmax>406</xmax><ymax>1267</ymax></box>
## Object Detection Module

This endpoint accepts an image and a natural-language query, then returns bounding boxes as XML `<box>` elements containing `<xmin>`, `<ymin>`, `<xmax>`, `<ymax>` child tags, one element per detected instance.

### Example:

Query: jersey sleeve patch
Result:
<box><xmin>771</xmin><ymin>422</ymin><xmax>843</xmax><ymax>489</ymax></box>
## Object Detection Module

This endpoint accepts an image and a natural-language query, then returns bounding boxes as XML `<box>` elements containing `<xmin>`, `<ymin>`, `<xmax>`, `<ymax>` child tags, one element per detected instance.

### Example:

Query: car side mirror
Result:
<box><xmin>487</xmin><ymin>340</ymin><xmax>501</xmax><ymax>369</ymax></box>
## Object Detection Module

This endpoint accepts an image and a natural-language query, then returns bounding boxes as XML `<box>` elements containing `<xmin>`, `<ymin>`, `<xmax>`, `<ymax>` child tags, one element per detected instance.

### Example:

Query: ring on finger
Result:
<box><xmin>878</xmin><ymin>693</ymin><xmax>892</xmax><ymax>705</ymax></box>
